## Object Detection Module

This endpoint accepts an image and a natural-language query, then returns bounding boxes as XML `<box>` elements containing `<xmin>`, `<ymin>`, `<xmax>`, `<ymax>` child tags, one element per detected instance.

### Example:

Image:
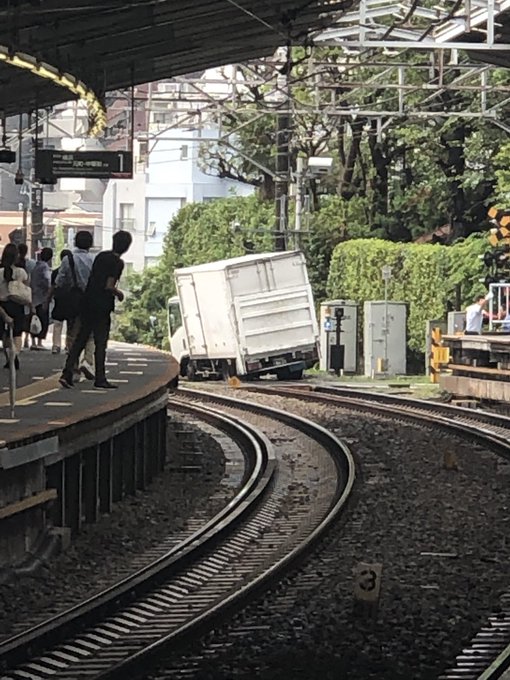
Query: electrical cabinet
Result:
<box><xmin>447</xmin><ymin>311</ymin><xmax>465</xmax><ymax>335</ymax></box>
<box><xmin>364</xmin><ymin>301</ymin><xmax>407</xmax><ymax>376</ymax></box>
<box><xmin>319</xmin><ymin>300</ymin><xmax>358</xmax><ymax>373</ymax></box>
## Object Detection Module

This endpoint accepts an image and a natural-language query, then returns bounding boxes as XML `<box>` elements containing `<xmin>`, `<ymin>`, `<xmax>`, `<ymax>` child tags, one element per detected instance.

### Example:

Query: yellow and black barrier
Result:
<box><xmin>430</xmin><ymin>326</ymin><xmax>449</xmax><ymax>383</ymax></box>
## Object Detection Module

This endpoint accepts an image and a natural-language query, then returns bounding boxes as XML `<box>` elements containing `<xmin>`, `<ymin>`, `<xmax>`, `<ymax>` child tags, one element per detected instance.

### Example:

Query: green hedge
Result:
<box><xmin>327</xmin><ymin>235</ymin><xmax>487</xmax><ymax>353</ymax></box>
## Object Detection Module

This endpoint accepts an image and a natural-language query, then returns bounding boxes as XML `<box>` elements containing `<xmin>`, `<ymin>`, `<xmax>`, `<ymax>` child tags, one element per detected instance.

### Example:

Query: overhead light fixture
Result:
<box><xmin>0</xmin><ymin>45</ymin><xmax>106</xmax><ymax>137</ymax></box>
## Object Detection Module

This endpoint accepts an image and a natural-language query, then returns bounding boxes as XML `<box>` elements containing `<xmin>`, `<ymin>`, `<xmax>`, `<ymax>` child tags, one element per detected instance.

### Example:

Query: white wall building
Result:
<box><xmin>102</xmin><ymin>128</ymin><xmax>253</xmax><ymax>271</ymax></box>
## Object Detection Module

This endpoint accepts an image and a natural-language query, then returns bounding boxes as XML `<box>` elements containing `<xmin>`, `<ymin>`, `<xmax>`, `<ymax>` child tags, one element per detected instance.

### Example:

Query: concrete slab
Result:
<box><xmin>0</xmin><ymin>342</ymin><xmax>178</xmax><ymax>452</ymax></box>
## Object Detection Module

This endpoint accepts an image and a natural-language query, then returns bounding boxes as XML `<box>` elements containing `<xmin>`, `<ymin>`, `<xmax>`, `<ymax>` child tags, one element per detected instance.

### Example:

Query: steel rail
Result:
<box><xmin>0</xmin><ymin>390</ymin><xmax>355</xmax><ymax>680</ymax></box>
<box><xmin>0</xmin><ymin>399</ymin><xmax>272</xmax><ymax>674</ymax></box>
<box><xmin>247</xmin><ymin>383</ymin><xmax>510</xmax><ymax>457</ymax></box>
<box><xmin>92</xmin><ymin>387</ymin><xmax>355</xmax><ymax>679</ymax></box>
<box><xmin>243</xmin><ymin>382</ymin><xmax>510</xmax><ymax>680</ymax></box>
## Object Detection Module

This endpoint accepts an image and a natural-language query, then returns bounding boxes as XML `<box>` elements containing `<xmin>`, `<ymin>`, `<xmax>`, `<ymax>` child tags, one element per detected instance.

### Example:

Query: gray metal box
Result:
<box><xmin>319</xmin><ymin>300</ymin><xmax>358</xmax><ymax>373</ymax></box>
<box><xmin>447</xmin><ymin>311</ymin><xmax>465</xmax><ymax>335</ymax></box>
<box><xmin>364</xmin><ymin>301</ymin><xmax>407</xmax><ymax>376</ymax></box>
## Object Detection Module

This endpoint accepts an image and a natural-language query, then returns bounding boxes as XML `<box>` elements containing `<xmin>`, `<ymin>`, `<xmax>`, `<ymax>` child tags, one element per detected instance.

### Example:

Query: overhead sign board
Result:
<box><xmin>35</xmin><ymin>150</ymin><xmax>133</xmax><ymax>182</ymax></box>
<box><xmin>31</xmin><ymin>187</ymin><xmax>43</xmax><ymax>231</ymax></box>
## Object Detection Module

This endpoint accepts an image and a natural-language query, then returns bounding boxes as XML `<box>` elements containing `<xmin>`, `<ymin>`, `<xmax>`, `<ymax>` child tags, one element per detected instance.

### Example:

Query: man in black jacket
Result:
<box><xmin>59</xmin><ymin>230</ymin><xmax>132</xmax><ymax>389</ymax></box>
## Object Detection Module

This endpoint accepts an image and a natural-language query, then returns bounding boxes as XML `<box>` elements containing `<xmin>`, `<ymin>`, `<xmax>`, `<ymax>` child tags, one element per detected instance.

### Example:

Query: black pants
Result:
<box><xmin>63</xmin><ymin>312</ymin><xmax>110</xmax><ymax>382</ymax></box>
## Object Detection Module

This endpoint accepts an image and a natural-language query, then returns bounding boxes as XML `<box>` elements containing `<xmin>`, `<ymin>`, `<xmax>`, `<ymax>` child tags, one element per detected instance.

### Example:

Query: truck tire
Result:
<box><xmin>277</xmin><ymin>367</ymin><xmax>303</xmax><ymax>381</ymax></box>
<box><xmin>186</xmin><ymin>363</ymin><xmax>197</xmax><ymax>382</ymax></box>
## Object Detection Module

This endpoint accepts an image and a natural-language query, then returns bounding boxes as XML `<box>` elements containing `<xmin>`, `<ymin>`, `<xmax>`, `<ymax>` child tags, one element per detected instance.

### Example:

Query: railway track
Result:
<box><xmin>0</xmin><ymin>389</ymin><xmax>354</xmax><ymax>680</ymax></box>
<box><xmin>238</xmin><ymin>382</ymin><xmax>510</xmax><ymax>680</ymax></box>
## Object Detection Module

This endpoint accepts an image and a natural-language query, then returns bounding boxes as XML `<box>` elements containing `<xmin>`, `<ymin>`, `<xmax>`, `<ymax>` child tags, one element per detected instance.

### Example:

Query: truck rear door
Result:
<box><xmin>177</xmin><ymin>273</ymin><xmax>208</xmax><ymax>357</ymax></box>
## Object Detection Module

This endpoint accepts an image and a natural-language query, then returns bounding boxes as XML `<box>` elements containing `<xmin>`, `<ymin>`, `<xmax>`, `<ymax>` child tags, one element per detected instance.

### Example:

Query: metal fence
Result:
<box><xmin>488</xmin><ymin>283</ymin><xmax>510</xmax><ymax>332</ymax></box>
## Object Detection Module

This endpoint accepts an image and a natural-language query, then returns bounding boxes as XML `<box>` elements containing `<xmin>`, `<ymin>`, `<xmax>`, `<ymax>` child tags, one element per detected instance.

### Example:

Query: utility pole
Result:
<box><xmin>381</xmin><ymin>264</ymin><xmax>392</xmax><ymax>374</ymax></box>
<box><xmin>30</xmin><ymin>109</ymin><xmax>43</xmax><ymax>257</ymax></box>
<box><xmin>30</xmin><ymin>186</ymin><xmax>43</xmax><ymax>257</ymax></box>
<box><xmin>294</xmin><ymin>155</ymin><xmax>305</xmax><ymax>250</ymax></box>
<box><xmin>274</xmin><ymin>46</ymin><xmax>292</xmax><ymax>252</ymax></box>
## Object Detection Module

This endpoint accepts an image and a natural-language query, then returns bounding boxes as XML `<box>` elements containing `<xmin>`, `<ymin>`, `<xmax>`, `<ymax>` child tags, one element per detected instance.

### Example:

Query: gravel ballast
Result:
<box><xmin>0</xmin><ymin>415</ymin><xmax>227</xmax><ymax>641</ymax></box>
<box><xmin>146</xmin><ymin>391</ymin><xmax>510</xmax><ymax>680</ymax></box>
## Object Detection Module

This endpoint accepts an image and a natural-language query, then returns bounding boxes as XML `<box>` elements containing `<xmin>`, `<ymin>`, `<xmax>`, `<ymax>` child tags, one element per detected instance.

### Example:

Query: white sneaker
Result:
<box><xmin>80</xmin><ymin>361</ymin><xmax>95</xmax><ymax>381</ymax></box>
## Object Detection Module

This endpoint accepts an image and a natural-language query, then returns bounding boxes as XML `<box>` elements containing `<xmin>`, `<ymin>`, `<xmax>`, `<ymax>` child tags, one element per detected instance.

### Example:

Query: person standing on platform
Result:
<box><xmin>464</xmin><ymin>293</ymin><xmax>492</xmax><ymax>335</ymax></box>
<box><xmin>54</xmin><ymin>231</ymin><xmax>95</xmax><ymax>379</ymax></box>
<box><xmin>59</xmin><ymin>230</ymin><xmax>132</xmax><ymax>390</ymax></box>
<box><xmin>16</xmin><ymin>243</ymin><xmax>36</xmax><ymax>349</ymax></box>
<box><xmin>0</xmin><ymin>244</ymin><xmax>29</xmax><ymax>369</ymax></box>
<box><xmin>29</xmin><ymin>247</ymin><xmax>53</xmax><ymax>350</ymax></box>
<box><xmin>49</xmin><ymin>249</ymin><xmax>72</xmax><ymax>354</ymax></box>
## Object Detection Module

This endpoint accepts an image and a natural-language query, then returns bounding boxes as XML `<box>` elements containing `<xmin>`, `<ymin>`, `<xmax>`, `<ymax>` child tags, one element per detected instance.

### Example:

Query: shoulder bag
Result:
<box><xmin>53</xmin><ymin>254</ymin><xmax>84</xmax><ymax>322</ymax></box>
<box><xmin>8</xmin><ymin>276</ymin><xmax>32</xmax><ymax>306</ymax></box>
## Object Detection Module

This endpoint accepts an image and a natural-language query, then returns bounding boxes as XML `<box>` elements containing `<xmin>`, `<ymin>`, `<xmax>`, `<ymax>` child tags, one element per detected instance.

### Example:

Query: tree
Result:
<box><xmin>113</xmin><ymin>195</ymin><xmax>275</xmax><ymax>347</ymax></box>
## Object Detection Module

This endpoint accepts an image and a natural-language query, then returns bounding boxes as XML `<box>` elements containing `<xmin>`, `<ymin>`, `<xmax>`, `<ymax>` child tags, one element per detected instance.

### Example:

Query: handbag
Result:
<box><xmin>30</xmin><ymin>314</ymin><xmax>42</xmax><ymax>336</ymax></box>
<box><xmin>52</xmin><ymin>254</ymin><xmax>84</xmax><ymax>322</ymax></box>
<box><xmin>8</xmin><ymin>279</ymin><xmax>32</xmax><ymax>306</ymax></box>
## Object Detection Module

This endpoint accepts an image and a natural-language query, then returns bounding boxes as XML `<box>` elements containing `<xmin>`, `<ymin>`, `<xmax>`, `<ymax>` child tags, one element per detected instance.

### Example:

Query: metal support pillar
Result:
<box><xmin>112</xmin><ymin>436</ymin><xmax>124</xmax><ymax>503</ymax></box>
<box><xmin>122</xmin><ymin>428</ymin><xmax>136</xmax><ymax>496</ymax></box>
<box><xmin>82</xmin><ymin>446</ymin><xmax>98</xmax><ymax>523</ymax></box>
<box><xmin>99</xmin><ymin>440</ymin><xmax>113</xmax><ymax>514</ymax></box>
<box><xmin>135</xmin><ymin>421</ymin><xmax>146</xmax><ymax>490</ymax></box>
<box><xmin>46</xmin><ymin>461</ymin><xmax>64</xmax><ymax>527</ymax></box>
<box><xmin>64</xmin><ymin>455</ymin><xmax>81</xmax><ymax>533</ymax></box>
<box><xmin>158</xmin><ymin>409</ymin><xmax>167</xmax><ymax>472</ymax></box>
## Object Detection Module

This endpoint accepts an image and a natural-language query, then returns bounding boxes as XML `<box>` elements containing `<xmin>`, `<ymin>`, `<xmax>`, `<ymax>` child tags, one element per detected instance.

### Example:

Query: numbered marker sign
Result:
<box><xmin>353</xmin><ymin>562</ymin><xmax>383</xmax><ymax>604</ymax></box>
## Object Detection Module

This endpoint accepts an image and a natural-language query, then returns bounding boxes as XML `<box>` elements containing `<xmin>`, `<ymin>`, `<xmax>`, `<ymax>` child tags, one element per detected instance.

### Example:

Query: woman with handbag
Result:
<box><xmin>29</xmin><ymin>247</ymin><xmax>53</xmax><ymax>350</ymax></box>
<box><xmin>0</xmin><ymin>244</ymin><xmax>31</xmax><ymax>370</ymax></box>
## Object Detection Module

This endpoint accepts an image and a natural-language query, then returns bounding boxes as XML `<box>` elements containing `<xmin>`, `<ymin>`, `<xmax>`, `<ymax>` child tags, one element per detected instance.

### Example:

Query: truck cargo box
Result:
<box><xmin>173</xmin><ymin>251</ymin><xmax>319</xmax><ymax>377</ymax></box>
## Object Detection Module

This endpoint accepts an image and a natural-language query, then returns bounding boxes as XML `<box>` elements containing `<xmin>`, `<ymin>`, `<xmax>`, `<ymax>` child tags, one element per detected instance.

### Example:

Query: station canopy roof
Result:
<box><xmin>0</xmin><ymin>0</ymin><xmax>353</xmax><ymax>117</ymax></box>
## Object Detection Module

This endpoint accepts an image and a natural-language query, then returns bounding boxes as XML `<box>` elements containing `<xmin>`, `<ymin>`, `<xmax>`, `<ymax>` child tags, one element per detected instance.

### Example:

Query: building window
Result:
<box><xmin>180</xmin><ymin>144</ymin><xmax>189</xmax><ymax>160</ymax></box>
<box><xmin>146</xmin><ymin>221</ymin><xmax>157</xmax><ymax>237</ymax></box>
<box><xmin>117</xmin><ymin>203</ymin><xmax>135</xmax><ymax>231</ymax></box>
<box><xmin>152</xmin><ymin>112</ymin><xmax>173</xmax><ymax>125</ymax></box>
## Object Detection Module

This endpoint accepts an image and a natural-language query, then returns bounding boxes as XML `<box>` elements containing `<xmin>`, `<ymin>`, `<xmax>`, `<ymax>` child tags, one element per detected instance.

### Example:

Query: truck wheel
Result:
<box><xmin>277</xmin><ymin>367</ymin><xmax>303</xmax><ymax>381</ymax></box>
<box><xmin>186</xmin><ymin>363</ymin><xmax>197</xmax><ymax>382</ymax></box>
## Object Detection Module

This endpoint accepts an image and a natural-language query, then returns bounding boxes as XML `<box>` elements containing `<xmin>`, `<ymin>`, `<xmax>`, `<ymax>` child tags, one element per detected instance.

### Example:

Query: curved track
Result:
<box><xmin>0</xmin><ymin>389</ymin><xmax>354</xmax><ymax>680</ymax></box>
<box><xmin>240</xmin><ymin>382</ymin><xmax>510</xmax><ymax>680</ymax></box>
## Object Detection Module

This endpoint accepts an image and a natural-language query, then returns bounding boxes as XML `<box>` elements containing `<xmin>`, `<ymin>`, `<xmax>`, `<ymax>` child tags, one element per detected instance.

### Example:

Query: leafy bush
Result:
<box><xmin>327</xmin><ymin>235</ymin><xmax>487</xmax><ymax>353</ymax></box>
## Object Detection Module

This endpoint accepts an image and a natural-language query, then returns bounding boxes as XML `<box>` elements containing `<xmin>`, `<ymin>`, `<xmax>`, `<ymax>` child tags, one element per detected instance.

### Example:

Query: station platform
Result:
<box><xmin>0</xmin><ymin>342</ymin><xmax>177</xmax><ymax>449</ymax></box>
<box><xmin>0</xmin><ymin>341</ymin><xmax>179</xmax><ymax>569</ymax></box>
<box><xmin>441</xmin><ymin>333</ymin><xmax>510</xmax><ymax>402</ymax></box>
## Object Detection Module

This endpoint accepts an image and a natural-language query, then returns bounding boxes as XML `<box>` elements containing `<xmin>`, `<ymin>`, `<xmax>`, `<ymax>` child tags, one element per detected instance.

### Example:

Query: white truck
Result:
<box><xmin>168</xmin><ymin>251</ymin><xmax>320</xmax><ymax>381</ymax></box>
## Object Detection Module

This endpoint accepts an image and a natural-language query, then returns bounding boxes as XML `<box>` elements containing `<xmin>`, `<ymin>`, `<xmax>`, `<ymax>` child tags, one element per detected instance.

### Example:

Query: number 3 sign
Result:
<box><xmin>353</xmin><ymin>562</ymin><xmax>383</xmax><ymax>604</ymax></box>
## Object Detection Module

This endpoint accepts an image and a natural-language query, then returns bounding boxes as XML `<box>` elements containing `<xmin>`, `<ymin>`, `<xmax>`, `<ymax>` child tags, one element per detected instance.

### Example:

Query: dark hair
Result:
<box><xmin>40</xmin><ymin>247</ymin><xmax>53</xmax><ymax>263</ymax></box>
<box><xmin>1</xmin><ymin>243</ymin><xmax>18</xmax><ymax>282</ymax></box>
<box><xmin>60</xmin><ymin>249</ymin><xmax>72</xmax><ymax>262</ymax></box>
<box><xmin>75</xmin><ymin>230</ymin><xmax>93</xmax><ymax>250</ymax></box>
<box><xmin>17</xmin><ymin>243</ymin><xmax>28</xmax><ymax>258</ymax></box>
<box><xmin>475</xmin><ymin>294</ymin><xmax>486</xmax><ymax>302</ymax></box>
<box><xmin>112</xmin><ymin>230</ymin><xmax>132</xmax><ymax>255</ymax></box>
